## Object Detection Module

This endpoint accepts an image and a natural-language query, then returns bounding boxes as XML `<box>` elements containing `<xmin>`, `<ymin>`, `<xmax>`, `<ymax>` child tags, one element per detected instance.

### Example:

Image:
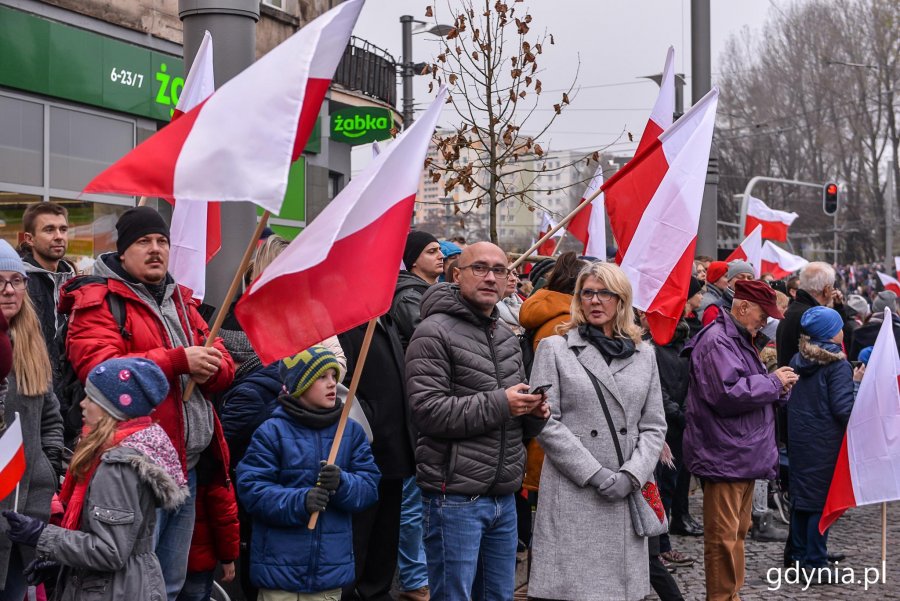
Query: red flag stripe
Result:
<box><xmin>819</xmin><ymin>433</ymin><xmax>856</xmax><ymax>534</ymax></box>
<box><xmin>292</xmin><ymin>78</ymin><xmax>332</xmax><ymax>162</ymax></box>
<box><xmin>645</xmin><ymin>240</ymin><xmax>697</xmax><ymax>344</ymax></box>
<box><xmin>745</xmin><ymin>215</ymin><xmax>789</xmax><ymax>243</ymax></box>
<box><xmin>236</xmin><ymin>196</ymin><xmax>415</xmax><ymax>363</ymax></box>
<box><xmin>0</xmin><ymin>444</ymin><xmax>24</xmax><ymax>502</ymax></box>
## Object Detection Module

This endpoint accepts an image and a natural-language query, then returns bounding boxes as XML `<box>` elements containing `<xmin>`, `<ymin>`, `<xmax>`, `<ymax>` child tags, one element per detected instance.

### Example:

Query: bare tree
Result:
<box><xmin>421</xmin><ymin>0</ymin><xmax>599</xmax><ymax>244</ymax></box>
<box><xmin>716</xmin><ymin>0</ymin><xmax>899</xmax><ymax>263</ymax></box>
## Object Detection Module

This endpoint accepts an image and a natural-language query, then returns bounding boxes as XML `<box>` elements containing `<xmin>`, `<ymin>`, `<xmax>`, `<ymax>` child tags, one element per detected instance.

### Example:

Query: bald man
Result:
<box><xmin>405</xmin><ymin>242</ymin><xmax>549</xmax><ymax>600</ymax></box>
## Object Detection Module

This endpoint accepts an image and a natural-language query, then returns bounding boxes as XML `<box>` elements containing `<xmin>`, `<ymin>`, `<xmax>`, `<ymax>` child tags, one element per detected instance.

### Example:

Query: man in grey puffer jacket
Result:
<box><xmin>406</xmin><ymin>241</ymin><xmax>548</xmax><ymax>601</ymax></box>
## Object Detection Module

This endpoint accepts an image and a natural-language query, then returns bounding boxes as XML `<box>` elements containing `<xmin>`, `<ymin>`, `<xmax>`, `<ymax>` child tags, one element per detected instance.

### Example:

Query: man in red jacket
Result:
<box><xmin>61</xmin><ymin>206</ymin><xmax>235</xmax><ymax>600</ymax></box>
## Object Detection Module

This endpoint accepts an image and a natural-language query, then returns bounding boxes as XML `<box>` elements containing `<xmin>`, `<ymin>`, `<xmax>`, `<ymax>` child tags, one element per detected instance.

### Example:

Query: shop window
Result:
<box><xmin>53</xmin><ymin>199</ymin><xmax>127</xmax><ymax>270</ymax></box>
<box><xmin>49</xmin><ymin>107</ymin><xmax>133</xmax><ymax>192</ymax></box>
<box><xmin>0</xmin><ymin>96</ymin><xmax>43</xmax><ymax>186</ymax></box>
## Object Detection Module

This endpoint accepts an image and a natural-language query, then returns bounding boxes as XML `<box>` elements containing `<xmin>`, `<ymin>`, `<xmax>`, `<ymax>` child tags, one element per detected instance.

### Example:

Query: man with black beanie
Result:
<box><xmin>59</xmin><ymin>206</ymin><xmax>235</xmax><ymax>600</ymax></box>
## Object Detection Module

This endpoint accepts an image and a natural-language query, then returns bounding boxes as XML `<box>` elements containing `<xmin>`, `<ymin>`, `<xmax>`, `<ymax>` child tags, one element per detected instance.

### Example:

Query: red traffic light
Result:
<box><xmin>826</xmin><ymin>183</ymin><xmax>838</xmax><ymax>195</ymax></box>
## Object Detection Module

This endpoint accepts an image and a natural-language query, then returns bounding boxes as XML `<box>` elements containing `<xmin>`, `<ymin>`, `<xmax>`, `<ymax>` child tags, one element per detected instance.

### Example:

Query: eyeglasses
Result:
<box><xmin>0</xmin><ymin>277</ymin><xmax>27</xmax><ymax>292</ymax></box>
<box><xmin>580</xmin><ymin>288</ymin><xmax>618</xmax><ymax>302</ymax></box>
<box><xmin>457</xmin><ymin>263</ymin><xmax>512</xmax><ymax>278</ymax></box>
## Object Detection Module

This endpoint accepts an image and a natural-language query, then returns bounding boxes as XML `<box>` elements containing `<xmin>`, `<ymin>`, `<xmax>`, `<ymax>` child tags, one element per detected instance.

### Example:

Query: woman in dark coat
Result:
<box><xmin>787</xmin><ymin>306</ymin><xmax>861</xmax><ymax>570</ymax></box>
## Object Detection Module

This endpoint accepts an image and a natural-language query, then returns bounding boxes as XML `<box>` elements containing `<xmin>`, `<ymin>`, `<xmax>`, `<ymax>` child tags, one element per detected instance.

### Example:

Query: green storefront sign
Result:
<box><xmin>330</xmin><ymin>107</ymin><xmax>393</xmax><ymax>145</ymax></box>
<box><xmin>257</xmin><ymin>158</ymin><xmax>306</xmax><ymax>240</ymax></box>
<box><xmin>0</xmin><ymin>5</ymin><xmax>184</xmax><ymax>120</ymax></box>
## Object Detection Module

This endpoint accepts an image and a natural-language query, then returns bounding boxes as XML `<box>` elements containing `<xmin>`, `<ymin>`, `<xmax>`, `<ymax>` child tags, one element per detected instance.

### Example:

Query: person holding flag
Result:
<box><xmin>59</xmin><ymin>208</ymin><xmax>234</xmax><ymax>599</ymax></box>
<box><xmin>0</xmin><ymin>240</ymin><xmax>62</xmax><ymax>599</ymax></box>
<box><xmin>3</xmin><ymin>357</ymin><xmax>187</xmax><ymax>598</ymax></box>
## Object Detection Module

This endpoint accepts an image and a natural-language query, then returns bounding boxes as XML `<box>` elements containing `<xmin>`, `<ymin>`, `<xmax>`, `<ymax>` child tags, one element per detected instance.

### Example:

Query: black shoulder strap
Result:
<box><xmin>106</xmin><ymin>293</ymin><xmax>129</xmax><ymax>340</ymax></box>
<box><xmin>577</xmin><ymin>361</ymin><xmax>625</xmax><ymax>468</ymax></box>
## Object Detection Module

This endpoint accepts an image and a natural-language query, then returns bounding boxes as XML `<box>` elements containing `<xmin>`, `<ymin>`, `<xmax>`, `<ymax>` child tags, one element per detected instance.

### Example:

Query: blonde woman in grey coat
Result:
<box><xmin>528</xmin><ymin>262</ymin><xmax>667</xmax><ymax>601</ymax></box>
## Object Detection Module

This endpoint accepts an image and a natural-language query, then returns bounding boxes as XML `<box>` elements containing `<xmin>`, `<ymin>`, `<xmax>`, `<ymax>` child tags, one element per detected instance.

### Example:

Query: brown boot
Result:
<box><xmin>397</xmin><ymin>586</ymin><xmax>430</xmax><ymax>601</ymax></box>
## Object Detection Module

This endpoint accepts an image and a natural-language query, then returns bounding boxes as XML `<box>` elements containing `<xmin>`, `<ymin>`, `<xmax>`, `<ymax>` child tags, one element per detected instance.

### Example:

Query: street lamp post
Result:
<box><xmin>399</xmin><ymin>16</ymin><xmax>453</xmax><ymax>127</ymax></box>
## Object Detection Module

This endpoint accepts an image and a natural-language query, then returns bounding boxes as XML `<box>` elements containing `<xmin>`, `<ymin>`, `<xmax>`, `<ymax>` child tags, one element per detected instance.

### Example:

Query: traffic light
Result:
<box><xmin>823</xmin><ymin>182</ymin><xmax>839</xmax><ymax>216</ymax></box>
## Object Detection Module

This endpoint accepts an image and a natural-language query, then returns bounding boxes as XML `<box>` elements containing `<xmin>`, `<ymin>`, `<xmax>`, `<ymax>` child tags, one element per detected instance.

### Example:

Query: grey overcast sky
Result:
<box><xmin>350</xmin><ymin>0</ymin><xmax>783</xmax><ymax>169</ymax></box>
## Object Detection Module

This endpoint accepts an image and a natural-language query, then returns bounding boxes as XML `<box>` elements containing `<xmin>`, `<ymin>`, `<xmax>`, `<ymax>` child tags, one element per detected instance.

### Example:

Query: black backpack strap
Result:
<box><xmin>105</xmin><ymin>293</ymin><xmax>129</xmax><ymax>340</ymax></box>
<box><xmin>577</xmin><ymin>361</ymin><xmax>625</xmax><ymax>468</ymax></box>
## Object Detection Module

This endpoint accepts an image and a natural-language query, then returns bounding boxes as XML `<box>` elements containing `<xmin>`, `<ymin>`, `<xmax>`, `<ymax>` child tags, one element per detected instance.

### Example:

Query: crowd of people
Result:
<box><xmin>0</xmin><ymin>201</ymin><xmax>896</xmax><ymax>601</ymax></box>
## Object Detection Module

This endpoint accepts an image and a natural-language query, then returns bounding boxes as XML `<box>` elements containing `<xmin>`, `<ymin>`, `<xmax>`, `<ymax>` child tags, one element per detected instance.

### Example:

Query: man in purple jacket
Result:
<box><xmin>682</xmin><ymin>280</ymin><xmax>799</xmax><ymax>601</ymax></box>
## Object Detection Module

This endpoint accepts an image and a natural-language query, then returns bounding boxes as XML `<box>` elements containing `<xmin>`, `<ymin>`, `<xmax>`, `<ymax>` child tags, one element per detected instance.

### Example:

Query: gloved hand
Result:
<box><xmin>316</xmin><ymin>461</ymin><xmax>342</xmax><ymax>492</ymax></box>
<box><xmin>24</xmin><ymin>559</ymin><xmax>60</xmax><ymax>586</ymax></box>
<box><xmin>305</xmin><ymin>487</ymin><xmax>331</xmax><ymax>515</ymax></box>
<box><xmin>588</xmin><ymin>467</ymin><xmax>615</xmax><ymax>490</ymax></box>
<box><xmin>3</xmin><ymin>510</ymin><xmax>46</xmax><ymax>547</ymax></box>
<box><xmin>596</xmin><ymin>472</ymin><xmax>637</xmax><ymax>501</ymax></box>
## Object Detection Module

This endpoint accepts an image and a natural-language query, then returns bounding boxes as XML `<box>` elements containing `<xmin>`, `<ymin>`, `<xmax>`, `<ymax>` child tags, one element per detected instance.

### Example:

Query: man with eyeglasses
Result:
<box><xmin>19</xmin><ymin>202</ymin><xmax>75</xmax><ymax>401</ymax></box>
<box><xmin>406</xmin><ymin>241</ymin><xmax>549</xmax><ymax>601</ymax></box>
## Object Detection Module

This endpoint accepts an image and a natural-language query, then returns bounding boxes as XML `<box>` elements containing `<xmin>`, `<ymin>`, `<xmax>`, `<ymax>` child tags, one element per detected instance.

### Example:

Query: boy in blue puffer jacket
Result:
<box><xmin>237</xmin><ymin>346</ymin><xmax>380</xmax><ymax>600</ymax></box>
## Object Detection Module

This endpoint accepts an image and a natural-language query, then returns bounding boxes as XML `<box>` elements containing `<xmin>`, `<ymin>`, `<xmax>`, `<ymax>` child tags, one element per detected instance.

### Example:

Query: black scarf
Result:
<box><xmin>578</xmin><ymin>324</ymin><xmax>636</xmax><ymax>364</ymax></box>
<box><xmin>277</xmin><ymin>393</ymin><xmax>343</xmax><ymax>429</ymax></box>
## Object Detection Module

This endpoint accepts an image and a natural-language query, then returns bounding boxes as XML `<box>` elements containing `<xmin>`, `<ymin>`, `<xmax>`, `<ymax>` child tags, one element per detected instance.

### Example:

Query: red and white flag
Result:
<box><xmin>234</xmin><ymin>88</ymin><xmax>447</xmax><ymax>364</ymax></box>
<box><xmin>567</xmin><ymin>165</ymin><xmax>606</xmax><ymax>259</ymax></box>
<box><xmin>84</xmin><ymin>0</ymin><xmax>363</xmax><ymax>213</ymax></box>
<box><xmin>745</xmin><ymin>196</ymin><xmax>798</xmax><ymax>242</ymax></box>
<box><xmin>820</xmin><ymin>308</ymin><xmax>900</xmax><ymax>533</ymax></box>
<box><xmin>635</xmin><ymin>46</ymin><xmax>675</xmax><ymax>155</ymax></box>
<box><xmin>168</xmin><ymin>30</ymin><xmax>218</xmax><ymax>301</ymax></box>
<box><xmin>725</xmin><ymin>224</ymin><xmax>763</xmax><ymax>278</ymax></box>
<box><xmin>894</xmin><ymin>256</ymin><xmax>900</xmax><ymax>281</ymax></box>
<box><xmin>605</xmin><ymin>87</ymin><xmax>719</xmax><ymax>345</ymax></box>
<box><xmin>0</xmin><ymin>415</ymin><xmax>25</xmax><ymax>502</ymax></box>
<box><xmin>760</xmin><ymin>241</ymin><xmax>808</xmax><ymax>279</ymax></box>
<box><xmin>537</xmin><ymin>212</ymin><xmax>565</xmax><ymax>257</ymax></box>
<box><xmin>877</xmin><ymin>271</ymin><xmax>900</xmax><ymax>296</ymax></box>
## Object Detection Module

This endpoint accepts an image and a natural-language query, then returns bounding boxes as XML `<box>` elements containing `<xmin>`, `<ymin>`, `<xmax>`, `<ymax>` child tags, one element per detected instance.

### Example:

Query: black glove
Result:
<box><xmin>3</xmin><ymin>510</ymin><xmax>46</xmax><ymax>547</ymax></box>
<box><xmin>305</xmin><ymin>487</ymin><xmax>331</xmax><ymax>515</ymax></box>
<box><xmin>316</xmin><ymin>461</ymin><xmax>342</xmax><ymax>492</ymax></box>
<box><xmin>24</xmin><ymin>559</ymin><xmax>60</xmax><ymax>586</ymax></box>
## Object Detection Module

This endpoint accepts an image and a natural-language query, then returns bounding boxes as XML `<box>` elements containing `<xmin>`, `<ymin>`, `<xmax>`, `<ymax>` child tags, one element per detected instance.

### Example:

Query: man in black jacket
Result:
<box><xmin>20</xmin><ymin>202</ymin><xmax>74</xmax><ymax>398</ymax></box>
<box><xmin>406</xmin><ymin>242</ymin><xmax>548</xmax><ymax>600</ymax></box>
<box><xmin>848</xmin><ymin>291</ymin><xmax>900</xmax><ymax>361</ymax></box>
<box><xmin>339</xmin><ymin>314</ymin><xmax>417</xmax><ymax>601</ymax></box>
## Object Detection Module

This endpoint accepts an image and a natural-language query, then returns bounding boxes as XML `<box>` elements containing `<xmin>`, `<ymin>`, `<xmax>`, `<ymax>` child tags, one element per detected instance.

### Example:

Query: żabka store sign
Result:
<box><xmin>330</xmin><ymin>107</ymin><xmax>394</xmax><ymax>145</ymax></box>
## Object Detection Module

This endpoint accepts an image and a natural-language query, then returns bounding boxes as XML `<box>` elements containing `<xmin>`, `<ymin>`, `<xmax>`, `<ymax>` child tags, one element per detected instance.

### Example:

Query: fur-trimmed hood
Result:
<box><xmin>790</xmin><ymin>335</ymin><xmax>846</xmax><ymax>376</ymax></box>
<box><xmin>102</xmin><ymin>424</ymin><xmax>190</xmax><ymax>510</ymax></box>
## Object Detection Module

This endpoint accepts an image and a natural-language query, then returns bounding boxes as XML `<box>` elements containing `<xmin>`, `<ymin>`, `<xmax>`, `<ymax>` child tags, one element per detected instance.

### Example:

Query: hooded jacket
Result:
<box><xmin>36</xmin><ymin>423</ymin><xmax>190</xmax><ymax>601</ymax></box>
<box><xmin>405</xmin><ymin>283</ymin><xmax>547</xmax><ymax>496</ymax></box>
<box><xmin>59</xmin><ymin>253</ymin><xmax>235</xmax><ymax>475</ymax></box>
<box><xmin>788</xmin><ymin>337</ymin><xmax>855</xmax><ymax>511</ymax></box>
<box><xmin>682</xmin><ymin>311</ymin><xmax>790</xmax><ymax>481</ymax></box>
<box><xmin>847</xmin><ymin>313</ymin><xmax>900</xmax><ymax>362</ymax></box>
<box><xmin>519</xmin><ymin>289</ymin><xmax>573</xmax><ymax>350</ymax></box>
<box><xmin>23</xmin><ymin>252</ymin><xmax>75</xmax><ymax>395</ymax></box>
<box><xmin>390</xmin><ymin>271</ymin><xmax>432</xmax><ymax>350</ymax></box>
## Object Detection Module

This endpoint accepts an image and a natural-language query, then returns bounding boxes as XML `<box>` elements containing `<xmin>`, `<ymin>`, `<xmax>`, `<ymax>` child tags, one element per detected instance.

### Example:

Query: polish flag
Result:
<box><xmin>567</xmin><ymin>165</ymin><xmax>606</xmax><ymax>259</ymax></box>
<box><xmin>537</xmin><ymin>212</ymin><xmax>565</xmax><ymax>257</ymax></box>
<box><xmin>760</xmin><ymin>241</ymin><xmax>808</xmax><ymax>280</ymax></box>
<box><xmin>168</xmin><ymin>30</ymin><xmax>219</xmax><ymax>301</ymax></box>
<box><xmin>0</xmin><ymin>416</ymin><xmax>25</xmax><ymax>502</ymax></box>
<box><xmin>894</xmin><ymin>256</ymin><xmax>900</xmax><ymax>281</ymax></box>
<box><xmin>605</xmin><ymin>87</ymin><xmax>719</xmax><ymax>345</ymax></box>
<box><xmin>877</xmin><ymin>271</ymin><xmax>900</xmax><ymax>296</ymax></box>
<box><xmin>635</xmin><ymin>47</ymin><xmax>675</xmax><ymax>155</ymax></box>
<box><xmin>234</xmin><ymin>88</ymin><xmax>447</xmax><ymax>364</ymax></box>
<box><xmin>725</xmin><ymin>224</ymin><xmax>763</xmax><ymax>278</ymax></box>
<box><xmin>745</xmin><ymin>196</ymin><xmax>798</xmax><ymax>242</ymax></box>
<box><xmin>820</xmin><ymin>309</ymin><xmax>900</xmax><ymax>534</ymax></box>
<box><xmin>83</xmin><ymin>0</ymin><xmax>364</xmax><ymax>214</ymax></box>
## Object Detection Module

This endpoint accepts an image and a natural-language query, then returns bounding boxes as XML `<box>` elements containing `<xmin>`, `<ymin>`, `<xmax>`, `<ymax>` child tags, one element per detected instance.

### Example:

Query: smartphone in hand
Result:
<box><xmin>528</xmin><ymin>384</ymin><xmax>552</xmax><ymax>396</ymax></box>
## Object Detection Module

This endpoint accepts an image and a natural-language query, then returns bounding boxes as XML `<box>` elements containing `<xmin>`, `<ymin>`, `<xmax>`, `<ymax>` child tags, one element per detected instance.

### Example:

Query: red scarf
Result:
<box><xmin>59</xmin><ymin>417</ymin><xmax>153</xmax><ymax>530</ymax></box>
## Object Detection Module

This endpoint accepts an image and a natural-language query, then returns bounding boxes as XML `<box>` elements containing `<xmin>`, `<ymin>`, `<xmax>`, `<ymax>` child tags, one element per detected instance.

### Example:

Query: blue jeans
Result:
<box><xmin>397</xmin><ymin>476</ymin><xmax>428</xmax><ymax>590</ymax></box>
<box><xmin>789</xmin><ymin>508</ymin><xmax>829</xmax><ymax>568</ymax></box>
<box><xmin>422</xmin><ymin>493</ymin><xmax>517</xmax><ymax>601</ymax></box>
<box><xmin>156</xmin><ymin>468</ymin><xmax>197</xmax><ymax>601</ymax></box>
<box><xmin>177</xmin><ymin>570</ymin><xmax>214</xmax><ymax>601</ymax></box>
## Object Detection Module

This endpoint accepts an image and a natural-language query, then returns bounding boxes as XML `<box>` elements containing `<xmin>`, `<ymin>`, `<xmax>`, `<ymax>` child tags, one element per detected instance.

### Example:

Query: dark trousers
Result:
<box><xmin>342</xmin><ymin>477</ymin><xmax>404</xmax><ymax>601</ymax></box>
<box><xmin>648</xmin><ymin>536</ymin><xmax>684</xmax><ymax>601</ymax></box>
<box><xmin>789</xmin><ymin>508</ymin><xmax>829</xmax><ymax>569</ymax></box>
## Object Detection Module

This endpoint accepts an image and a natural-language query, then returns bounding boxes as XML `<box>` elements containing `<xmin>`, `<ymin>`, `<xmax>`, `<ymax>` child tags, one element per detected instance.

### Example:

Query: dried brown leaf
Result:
<box><xmin>448</xmin><ymin>73</ymin><xmax>458</xmax><ymax>86</ymax></box>
<box><xmin>425</xmin><ymin>5</ymin><xmax>433</xmax><ymax>17</ymax></box>
<box><xmin>535</xmin><ymin>79</ymin><xmax>542</xmax><ymax>94</ymax></box>
<box><xmin>562</xmin><ymin>92</ymin><xmax>570</xmax><ymax>104</ymax></box>
<box><xmin>472</xmin><ymin>50</ymin><xmax>480</xmax><ymax>61</ymax></box>
<box><xmin>553</xmin><ymin>103</ymin><xmax>561</xmax><ymax>114</ymax></box>
<box><xmin>550</xmin><ymin>33</ymin><xmax>555</xmax><ymax>44</ymax></box>
<box><xmin>446</xmin><ymin>27</ymin><xmax>459</xmax><ymax>40</ymax></box>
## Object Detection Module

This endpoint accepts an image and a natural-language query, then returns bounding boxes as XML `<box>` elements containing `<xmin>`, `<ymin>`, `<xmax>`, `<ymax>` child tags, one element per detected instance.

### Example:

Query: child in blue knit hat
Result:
<box><xmin>786</xmin><ymin>306</ymin><xmax>862</xmax><ymax>573</ymax></box>
<box><xmin>3</xmin><ymin>357</ymin><xmax>188</xmax><ymax>598</ymax></box>
<box><xmin>236</xmin><ymin>346</ymin><xmax>380</xmax><ymax>600</ymax></box>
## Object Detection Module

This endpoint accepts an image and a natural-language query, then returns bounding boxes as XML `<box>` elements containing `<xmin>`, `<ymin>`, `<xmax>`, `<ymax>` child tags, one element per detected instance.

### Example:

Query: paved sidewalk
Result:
<box><xmin>515</xmin><ymin>491</ymin><xmax>900</xmax><ymax>599</ymax></box>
